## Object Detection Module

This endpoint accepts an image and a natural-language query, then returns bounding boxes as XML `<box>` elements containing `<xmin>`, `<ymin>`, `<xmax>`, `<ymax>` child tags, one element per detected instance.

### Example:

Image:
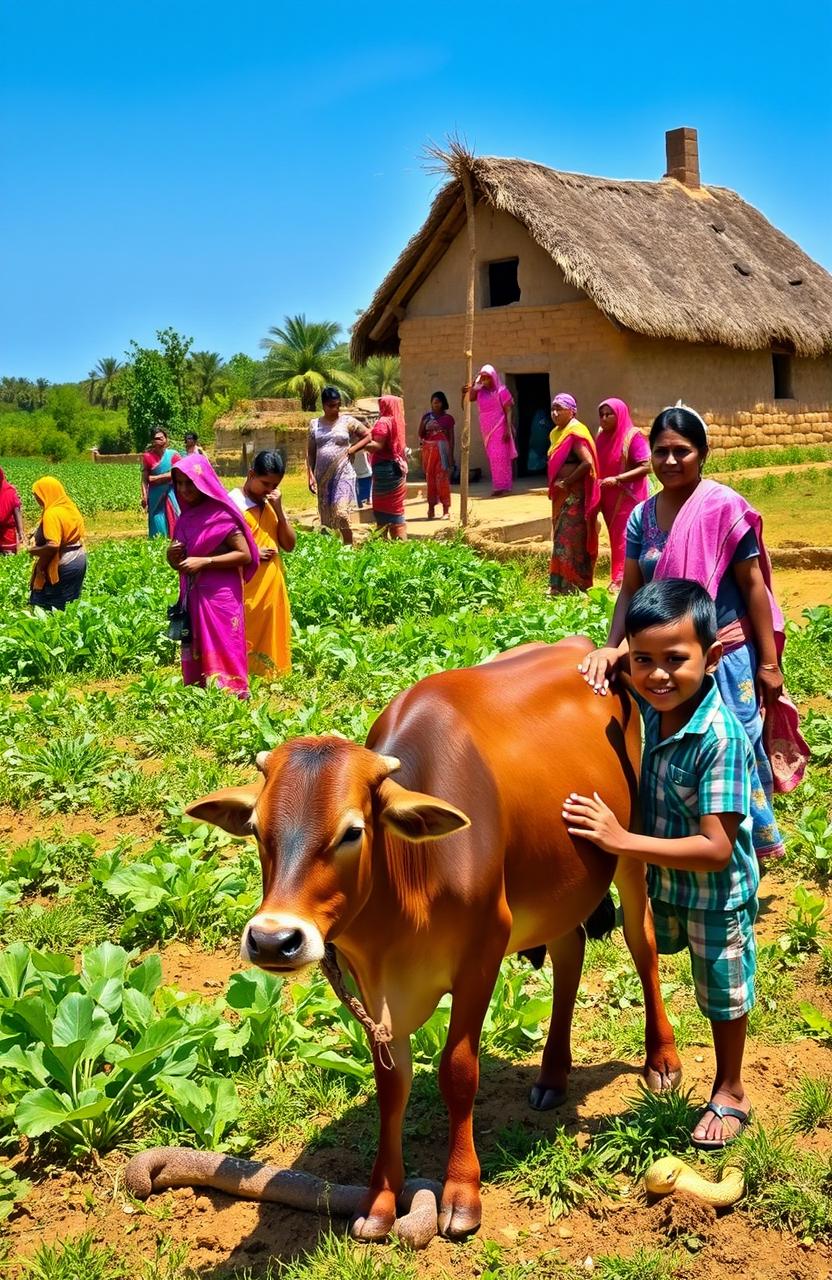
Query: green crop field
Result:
<box><xmin>0</xmin><ymin>531</ymin><xmax>830</xmax><ymax>1280</ymax></box>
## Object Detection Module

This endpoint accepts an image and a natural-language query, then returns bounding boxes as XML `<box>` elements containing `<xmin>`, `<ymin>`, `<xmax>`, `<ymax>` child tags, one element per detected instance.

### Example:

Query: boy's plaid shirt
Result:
<box><xmin>634</xmin><ymin>675</ymin><xmax>759</xmax><ymax>910</ymax></box>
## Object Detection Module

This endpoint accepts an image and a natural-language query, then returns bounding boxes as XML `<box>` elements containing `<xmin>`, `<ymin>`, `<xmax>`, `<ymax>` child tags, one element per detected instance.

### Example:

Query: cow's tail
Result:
<box><xmin>583</xmin><ymin>890</ymin><xmax>616</xmax><ymax>940</ymax></box>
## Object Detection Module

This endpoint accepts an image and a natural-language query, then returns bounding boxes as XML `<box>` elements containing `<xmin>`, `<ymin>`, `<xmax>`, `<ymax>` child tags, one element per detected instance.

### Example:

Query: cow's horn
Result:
<box><xmin>255</xmin><ymin>751</ymin><xmax>271</xmax><ymax>773</ymax></box>
<box><xmin>380</xmin><ymin>754</ymin><xmax>401</xmax><ymax>774</ymax></box>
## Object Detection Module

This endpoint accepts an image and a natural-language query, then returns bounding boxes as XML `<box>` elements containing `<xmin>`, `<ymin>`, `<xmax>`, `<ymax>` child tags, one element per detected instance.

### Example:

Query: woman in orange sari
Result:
<box><xmin>547</xmin><ymin>393</ymin><xmax>600</xmax><ymax>595</ymax></box>
<box><xmin>230</xmin><ymin>451</ymin><xmax>296</xmax><ymax>677</ymax></box>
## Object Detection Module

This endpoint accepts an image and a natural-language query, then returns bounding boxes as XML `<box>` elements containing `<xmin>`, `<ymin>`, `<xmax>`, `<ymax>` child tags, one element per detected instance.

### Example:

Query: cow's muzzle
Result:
<box><xmin>241</xmin><ymin>912</ymin><xmax>325</xmax><ymax>971</ymax></box>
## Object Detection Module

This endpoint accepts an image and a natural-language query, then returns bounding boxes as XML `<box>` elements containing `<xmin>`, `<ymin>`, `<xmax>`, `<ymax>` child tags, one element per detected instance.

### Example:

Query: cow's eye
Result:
<box><xmin>340</xmin><ymin>826</ymin><xmax>364</xmax><ymax>845</ymax></box>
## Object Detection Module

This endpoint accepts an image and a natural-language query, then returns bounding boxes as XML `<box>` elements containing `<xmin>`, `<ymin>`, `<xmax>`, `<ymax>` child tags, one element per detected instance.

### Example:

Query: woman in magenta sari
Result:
<box><xmin>580</xmin><ymin>403</ymin><xmax>809</xmax><ymax>861</ymax></box>
<box><xmin>596</xmin><ymin>398</ymin><xmax>651</xmax><ymax>588</ymax></box>
<box><xmin>167</xmin><ymin>454</ymin><xmax>259</xmax><ymax>698</ymax></box>
<box><xmin>464</xmin><ymin>364</ymin><xmax>517</xmax><ymax>495</ymax></box>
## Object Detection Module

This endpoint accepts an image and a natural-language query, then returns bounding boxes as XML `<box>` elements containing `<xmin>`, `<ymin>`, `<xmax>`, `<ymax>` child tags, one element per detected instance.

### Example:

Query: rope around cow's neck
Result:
<box><xmin>321</xmin><ymin>943</ymin><xmax>395</xmax><ymax>1069</ymax></box>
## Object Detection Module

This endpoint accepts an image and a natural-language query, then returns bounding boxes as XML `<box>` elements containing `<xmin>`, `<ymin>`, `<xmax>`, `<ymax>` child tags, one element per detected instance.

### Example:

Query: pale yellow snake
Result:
<box><xmin>644</xmin><ymin>1156</ymin><xmax>745</xmax><ymax>1207</ymax></box>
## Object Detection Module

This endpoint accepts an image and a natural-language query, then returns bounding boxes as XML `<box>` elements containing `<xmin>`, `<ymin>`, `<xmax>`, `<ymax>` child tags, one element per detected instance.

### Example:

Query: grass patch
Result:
<box><xmin>486</xmin><ymin>1124</ymin><xmax>617</xmax><ymax>1220</ymax></box>
<box><xmin>592</xmin><ymin>1086</ymin><xmax>703</xmax><ymax>1177</ymax></box>
<box><xmin>708</xmin><ymin>444</ymin><xmax>832</xmax><ymax>474</ymax></box>
<box><xmin>788</xmin><ymin>1075</ymin><xmax>832</xmax><ymax>1133</ymax></box>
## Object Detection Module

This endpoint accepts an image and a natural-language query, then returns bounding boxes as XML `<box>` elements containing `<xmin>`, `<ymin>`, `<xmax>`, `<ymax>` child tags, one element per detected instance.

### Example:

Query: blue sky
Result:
<box><xmin>2</xmin><ymin>0</ymin><xmax>830</xmax><ymax>383</ymax></box>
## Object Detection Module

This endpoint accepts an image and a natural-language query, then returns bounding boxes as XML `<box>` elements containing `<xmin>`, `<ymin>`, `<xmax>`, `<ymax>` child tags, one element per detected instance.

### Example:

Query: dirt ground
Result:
<box><xmin>5</xmin><ymin>867</ymin><xmax>832</xmax><ymax>1279</ymax></box>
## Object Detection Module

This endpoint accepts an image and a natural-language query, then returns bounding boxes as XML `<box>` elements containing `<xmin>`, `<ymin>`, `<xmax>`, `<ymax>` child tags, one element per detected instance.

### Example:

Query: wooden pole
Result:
<box><xmin>459</xmin><ymin>164</ymin><xmax>476</xmax><ymax>529</ymax></box>
<box><xmin>423</xmin><ymin>134</ymin><xmax>478</xmax><ymax>528</ymax></box>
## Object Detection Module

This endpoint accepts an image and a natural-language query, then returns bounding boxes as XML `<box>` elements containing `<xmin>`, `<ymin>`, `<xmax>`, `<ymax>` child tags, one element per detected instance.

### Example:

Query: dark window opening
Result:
<box><xmin>772</xmin><ymin>352</ymin><xmax>794</xmax><ymax>400</ymax></box>
<box><xmin>487</xmin><ymin>258</ymin><xmax>521</xmax><ymax>307</ymax></box>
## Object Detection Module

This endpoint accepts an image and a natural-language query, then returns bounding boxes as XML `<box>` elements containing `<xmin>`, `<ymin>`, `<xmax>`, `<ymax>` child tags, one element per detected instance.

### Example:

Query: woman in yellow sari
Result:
<box><xmin>546</xmin><ymin>393</ymin><xmax>601</xmax><ymax>595</ymax></box>
<box><xmin>230</xmin><ymin>451</ymin><xmax>296</xmax><ymax>676</ymax></box>
<box><xmin>28</xmin><ymin>477</ymin><xmax>87</xmax><ymax>610</ymax></box>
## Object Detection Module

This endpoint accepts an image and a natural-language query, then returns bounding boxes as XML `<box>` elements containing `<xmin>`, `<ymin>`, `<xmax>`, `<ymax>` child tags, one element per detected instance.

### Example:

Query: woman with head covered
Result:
<box><xmin>546</xmin><ymin>393</ymin><xmax>600</xmax><ymax>595</ymax></box>
<box><xmin>464</xmin><ymin>364</ymin><xmax>516</xmax><ymax>496</ymax></box>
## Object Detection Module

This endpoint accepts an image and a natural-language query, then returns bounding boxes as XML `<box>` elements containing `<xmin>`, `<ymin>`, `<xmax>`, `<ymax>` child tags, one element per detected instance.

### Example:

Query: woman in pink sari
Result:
<box><xmin>580</xmin><ymin>403</ymin><xmax>809</xmax><ymax>861</ymax></box>
<box><xmin>596</xmin><ymin>398</ymin><xmax>651</xmax><ymax>588</ymax></box>
<box><xmin>464</xmin><ymin>364</ymin><xmax>517</xmax><ymax>495</ymax></box>
<box><xmin>167</xmin><ymin>454</ymin><xmax>259</xmax><ymax>697</ymax></box>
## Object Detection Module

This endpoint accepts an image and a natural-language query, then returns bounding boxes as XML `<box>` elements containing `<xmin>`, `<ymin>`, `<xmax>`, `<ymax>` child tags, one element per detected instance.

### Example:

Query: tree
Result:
<box><xmin>189</xmin><ymin>351</ymin><xmax>227</xmax><ymax>404</ymax></box>
<box><xmin>258</xmin><ymin>315</ymin><xmax>362</xmax><ymax>411</ymax></box>
<box><xmin>225</xmin><ymin>352</ymin><xmax>260</xmax><ymax>404</ymax></box>
<box><xmin>123</xmin><ymin>328</ymin><xmax>196</xmax><ymax>450</ymax></box>
<box><xmin>359</xmin><ymin>355</ymin><xmax>402</xmax><ymax>397</ymax></box>
<box><xmin>85</xmin><ymin>357</ymin><xmax>124</xmax><ymax>407</ymax></box>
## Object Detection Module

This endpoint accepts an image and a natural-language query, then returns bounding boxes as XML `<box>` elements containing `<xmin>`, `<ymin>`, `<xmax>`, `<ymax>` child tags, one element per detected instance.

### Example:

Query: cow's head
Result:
<box><xmin>186</xmin><ymin>735</ymin><xmax>469</xmax><ymax>972</ymax></box>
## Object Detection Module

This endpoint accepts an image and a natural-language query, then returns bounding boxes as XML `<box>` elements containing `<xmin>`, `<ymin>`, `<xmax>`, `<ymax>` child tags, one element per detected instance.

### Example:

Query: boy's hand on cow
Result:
<box><xmin>578</xmin><ymin>647</ymin><xmax>620</xmax><ymax>694</ymax></box>
<box><xmin>562</xmin><ymin>791</ymin><xmax>628</xmax><ymax>854</ymax></box>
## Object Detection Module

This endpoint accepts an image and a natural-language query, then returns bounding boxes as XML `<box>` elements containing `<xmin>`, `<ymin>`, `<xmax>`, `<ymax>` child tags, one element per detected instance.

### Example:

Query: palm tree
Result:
<box><xmin>85</xmin><ymin>357</ymin><xmax>123</xmax><ymax>407</ymax></box>
<box><xmin>189</xmin><ymin>351</ymin><xmax>227</xmax><ymax>404</ymax></box>
<box><xmin>359</xmin><ymin>355</ymin><xmax>401</xmax><ymax>397</ymax></box>
<box><xmin>258</xmin><ymin>315</ymin><xmax>362</xmax><ymax>410</ymax></box>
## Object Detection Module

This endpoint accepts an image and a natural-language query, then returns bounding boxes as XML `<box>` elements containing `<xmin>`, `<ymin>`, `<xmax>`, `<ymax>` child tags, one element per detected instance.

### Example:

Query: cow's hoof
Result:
<box><xmin>643</xmin><ymin>1064</ymin><xmax>684</xmax><ymax>1093</ymax></box>
<box><xmin>528</xmin><ymin>1083</ymin><xmax>567</xmax><ymax>1111</ymax></box>
<box><xmin>350</xmin><ymin>1191</ymin><xmax>396</xmax><ymax>1242</ymax></box>
<box><xmin>438</xmin><ymin>1182</ymin><xmax>482</xmax><ymax>1239</ymax></box>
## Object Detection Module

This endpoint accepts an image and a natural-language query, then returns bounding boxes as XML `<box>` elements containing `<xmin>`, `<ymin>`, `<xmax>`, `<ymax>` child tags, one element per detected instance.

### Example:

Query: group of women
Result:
<box><xmin>307</xmin><ymin>386</ymin><xmax>409</xmax><ymax>542</ymax></box>
<box><xmin>0</xmin><ymin>466</ymin><xmax>87</xmax><ymax>609</ymax></box>
<box><xmin>165</xmin><ymin>450</ymin><xmax>295</xmax><ymax>698</ymax></box>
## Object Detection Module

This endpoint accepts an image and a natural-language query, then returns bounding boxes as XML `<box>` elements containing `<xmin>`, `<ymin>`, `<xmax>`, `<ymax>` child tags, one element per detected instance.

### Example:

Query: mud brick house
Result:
<box><xmin>351</xmin><ymin>129</ymin><xmax>832</xmax><ymax>472</ymax></box>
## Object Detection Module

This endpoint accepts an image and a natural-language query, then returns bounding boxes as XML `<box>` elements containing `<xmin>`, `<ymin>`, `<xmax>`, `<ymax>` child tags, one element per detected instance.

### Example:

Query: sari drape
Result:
<box><xmin>144</xmin><ymin>448</ymin><xmax>181</xmax><ymax>538</ymax></box>
<box><xmin>172</xmin><ymin>455</ymin><xmax>259</xmax><ymax>697</ymax></box>
<box><xmin>596</xmin><ymin>398</ymin><xmax>650</xmax><ymax>586</ymax></box>
<box><xmin>654</xmin><ymin>478</ymin><xmax>808</xmax><ymax>802</ymax></box>
<box><xmin>0</xmin><ymin>467</ymin><xmax>21</xmax><ymax>551</ymax></box>
<box><xmin>231</xmin><ymin>491</ymin><xmax>292</xmax><ymax>677</ymax></box>
<box><xmin>371</xmin><ymin>396</ymin><xmax>408</xmax><ymax>525</ymax></box>
<box><xmin>472</xmin><ymin>365</ymin><xmax>516</xmax><ymax>492</ymax></box>
<box><xmin>419</xmin><ymin>411</ymin><xmax>454</xmax><ymax>512</ymax></box>
<box><xmin>546</xmin><ymin>420</ymin><xmax>600</xmax><ymax>593</ymax></box>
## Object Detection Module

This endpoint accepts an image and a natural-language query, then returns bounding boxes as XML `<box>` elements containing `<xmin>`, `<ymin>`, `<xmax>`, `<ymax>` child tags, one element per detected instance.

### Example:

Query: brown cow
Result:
<box><xmin>185</xmin><ymin>638</ymin><xmax>681</xmax><ymax>1243</ymax></box>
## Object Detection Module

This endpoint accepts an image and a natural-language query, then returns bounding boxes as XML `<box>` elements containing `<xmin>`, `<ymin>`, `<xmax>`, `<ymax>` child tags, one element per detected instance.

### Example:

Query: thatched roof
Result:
<box><xmin>351</xmin><ymin>156</ymin><xmax>832</xmax><ymax>362</ymax></box>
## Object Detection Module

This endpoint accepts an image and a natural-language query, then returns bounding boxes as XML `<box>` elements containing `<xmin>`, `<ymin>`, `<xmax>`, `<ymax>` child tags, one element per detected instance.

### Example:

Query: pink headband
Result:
<box><xmin>552</xmin><ymin>393</ymin><xmax>577</xmax><ymax>411</ymax></box>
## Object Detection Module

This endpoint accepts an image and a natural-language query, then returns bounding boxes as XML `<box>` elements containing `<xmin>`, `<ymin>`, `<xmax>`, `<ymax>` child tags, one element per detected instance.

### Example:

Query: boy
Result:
<box><xmin>563</xmin><ymin>578</ymin><xmax>758</xmax><ymax>1150</ymax></box>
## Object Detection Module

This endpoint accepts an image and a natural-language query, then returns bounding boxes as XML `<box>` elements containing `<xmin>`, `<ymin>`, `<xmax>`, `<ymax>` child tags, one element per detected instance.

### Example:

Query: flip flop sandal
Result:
<box><xmin>691</xmin><ymin>1101</ymin><xmax>752</xmax><ymax>1151</ymax></box>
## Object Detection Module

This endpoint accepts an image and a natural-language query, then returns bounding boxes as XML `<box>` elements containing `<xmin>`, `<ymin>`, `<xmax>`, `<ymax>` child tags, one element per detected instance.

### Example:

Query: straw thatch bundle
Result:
<box><xmin>351</xmin><ymin>156</ymin><xmax>832</xmax><ymax>362</ymax></box>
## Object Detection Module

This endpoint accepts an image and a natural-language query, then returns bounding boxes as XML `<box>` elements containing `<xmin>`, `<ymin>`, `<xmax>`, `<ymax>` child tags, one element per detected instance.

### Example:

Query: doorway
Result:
<box><xmin>512</xmin><ymin>373</ymin><xmax>551</xmax><ymax>477</ymax></box>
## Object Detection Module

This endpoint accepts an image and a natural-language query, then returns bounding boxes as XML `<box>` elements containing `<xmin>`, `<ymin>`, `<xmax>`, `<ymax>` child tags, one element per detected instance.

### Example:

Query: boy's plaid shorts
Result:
<box><xmin>650</xmin><ymin>897</ymin><xmax>758</xmax><ymax>1022</ymax></box>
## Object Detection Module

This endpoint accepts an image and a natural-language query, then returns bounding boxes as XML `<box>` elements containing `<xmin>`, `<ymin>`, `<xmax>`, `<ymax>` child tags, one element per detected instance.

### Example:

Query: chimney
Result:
<box><xmin>665</xmin><ymin>127</ymin><xmax>700</xmax><ymax>188</ymax></box>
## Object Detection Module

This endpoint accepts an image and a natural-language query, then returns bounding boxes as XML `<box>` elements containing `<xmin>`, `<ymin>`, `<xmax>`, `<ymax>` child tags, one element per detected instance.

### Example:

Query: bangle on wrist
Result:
<box><xmin>759</xmin><ymin>663</ymin><xmax>779</xmax><ymax>671</ymax></box>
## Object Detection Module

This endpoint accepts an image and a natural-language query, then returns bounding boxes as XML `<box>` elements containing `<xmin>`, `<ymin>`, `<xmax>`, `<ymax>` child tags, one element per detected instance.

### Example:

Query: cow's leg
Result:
<box><xmin>351</xmin><ymin>1035</ymin><xmax>413</xmax><ymax>1241</ymax></box>
<box><xmin>437</xmin><ymin>940</ymin><xmax>507</xmax><ymax>1239</ymax></box>
<box><xmin>615</xmin><ymin>856</ymin><xmax>682</xmax><ymax>1091</ymax></box>
<box><xmin>529</xmin><ymin>925</ymin><xmax>585</xmax><ymax>1110</ymax></box>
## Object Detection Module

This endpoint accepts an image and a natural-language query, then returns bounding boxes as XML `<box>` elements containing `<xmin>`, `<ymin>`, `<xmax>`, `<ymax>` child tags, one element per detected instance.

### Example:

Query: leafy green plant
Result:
<box><xmin>803</xmin><ymin>712</ymin><xmax>832</xmax><ymax>766</ymax></box>
<box><xmin>92</xmin><ymin>829</ymin><xmax>259</xmax><ymax>945</ymax></box>
<box><xmin>789</xmin><ymin>806</ymin><xmax>832</xmax><ymax>877</ymax></box>
<box><xmin>592</xmin><ymin>1086</ymin><xmax>703</xmax><ymax>1177</ymax></box>
<box><xmin>779</xmin><ymin>884</ymin><xmax>828</xmax><ymax>957</ymax></box>
<box><xmin>0</xmin><ymin>942</ymin><xmax>230</xmax><ymax>1155</ymax></box>
<box><xmin>0</xmin><ymin>1162</ymin><xmax>31</xmax><ymax>1221</ymax></box>
<box><xmin>800</xmin><ymin>1001</ymin><xmax>832</xmax><ymax>1045</ymax></box>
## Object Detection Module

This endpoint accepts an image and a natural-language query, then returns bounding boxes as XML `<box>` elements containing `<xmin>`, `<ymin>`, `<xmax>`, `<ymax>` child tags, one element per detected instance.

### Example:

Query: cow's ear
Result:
<box><xmin>376</xmin><ymin>778</ymin><xmax>470</xmax><ymax>843</ymax></box>
<box><xmin>185</xmin><ymin>781</ymin><xmax>263</xmax><ymax>836</ymax></box>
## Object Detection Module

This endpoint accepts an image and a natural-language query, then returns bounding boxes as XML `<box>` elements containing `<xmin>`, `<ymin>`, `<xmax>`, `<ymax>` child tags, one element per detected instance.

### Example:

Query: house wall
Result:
<box><xmin>399</xmin><ymin>311</ymin><xmax>832</xmax><ymax>468</ymax></box>
<box><xmin>407</xmin><ymin>207</ymin><xmax>585</xmax><ymax>317</ymax></box>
